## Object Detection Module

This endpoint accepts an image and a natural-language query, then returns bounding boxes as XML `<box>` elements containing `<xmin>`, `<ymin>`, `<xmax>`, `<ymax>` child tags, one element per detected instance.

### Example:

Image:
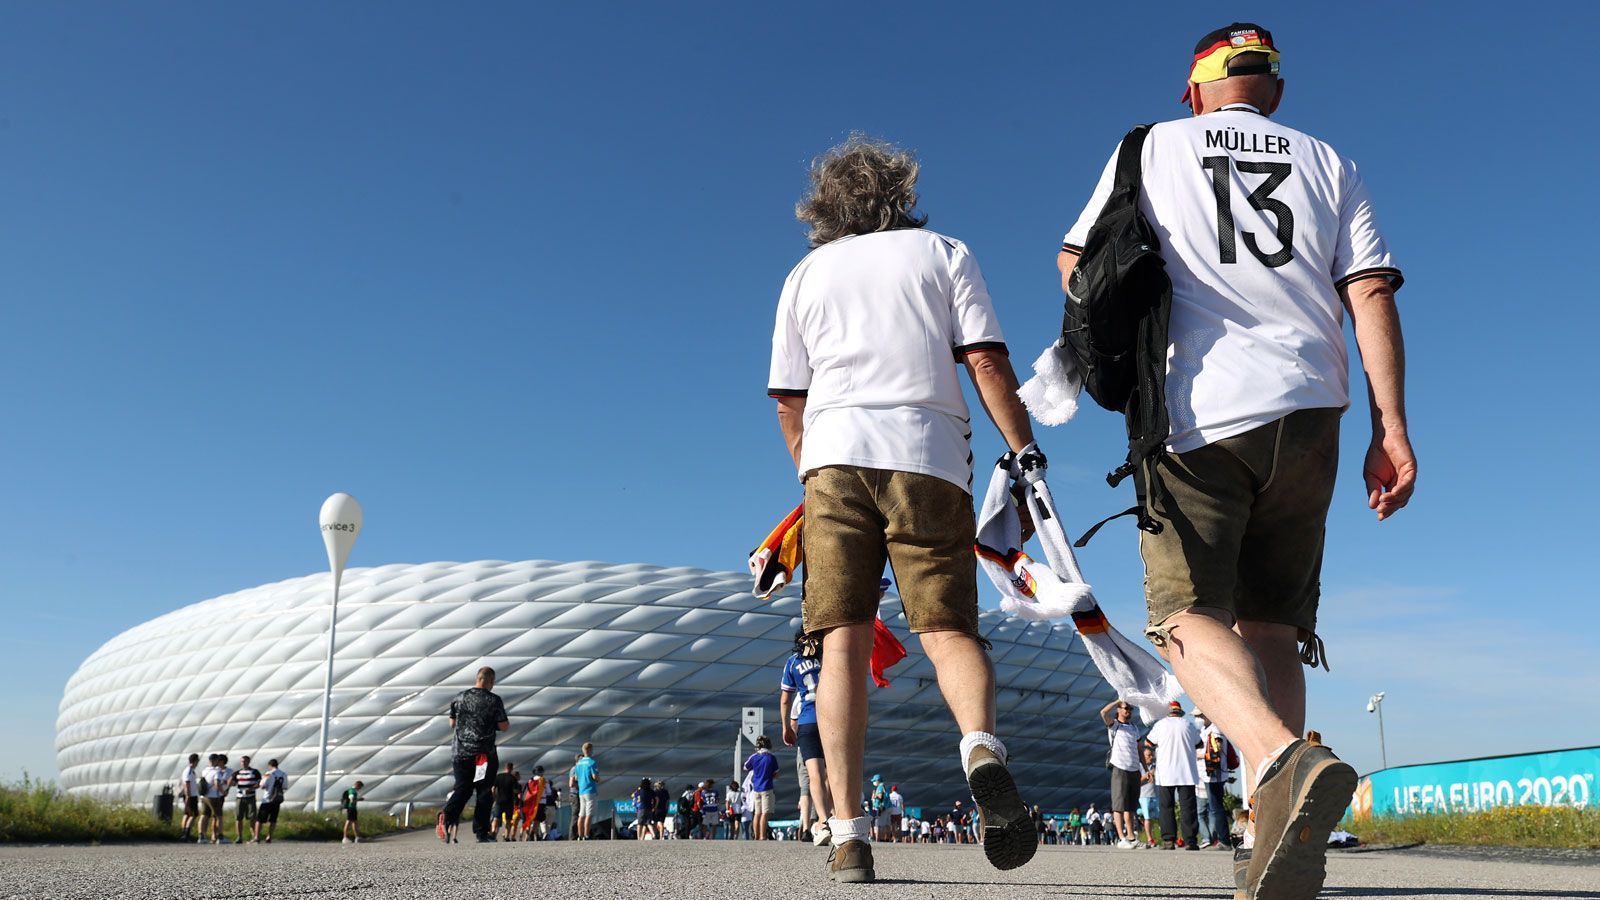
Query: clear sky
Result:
<box><xmin>4</xmin><ymin>2</ymin><xmax>1597</xmax><ymax>785</ymax></box>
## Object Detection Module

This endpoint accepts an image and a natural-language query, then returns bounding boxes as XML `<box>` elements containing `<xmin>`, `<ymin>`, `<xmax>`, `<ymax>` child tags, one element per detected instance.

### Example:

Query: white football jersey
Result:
<box><xmin>1063</xmin><ymin>104</ymin><xmax>1401</xmax><ymax>452</ymax></box>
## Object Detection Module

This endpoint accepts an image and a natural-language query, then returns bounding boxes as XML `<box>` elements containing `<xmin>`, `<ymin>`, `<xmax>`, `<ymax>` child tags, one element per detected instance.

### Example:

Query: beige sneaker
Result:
<box><xmin>1240</xmin><ymin>739</ymin><xmax>1357</xmax><ymax>900</ymax></box>
<box><xmin>826</xmin><ymin>840</ymin><xmax>874</xmax><ymax>883</ymax></box>
<box><xmin>966</xmin><ymin>745</ymin><xmax>1038</xmax><ymax>871</ymax></box>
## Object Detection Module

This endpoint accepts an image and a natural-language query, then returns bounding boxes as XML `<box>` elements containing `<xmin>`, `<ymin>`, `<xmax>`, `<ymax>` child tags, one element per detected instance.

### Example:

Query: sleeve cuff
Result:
<box><xmin>1334</xmin><ymin>266</ymin><xmax>1404</xmax><ymax>292</ymax></box>
<box><xmin>1060</xmin><ymin>242</ymin><xmax>1084</xmax><ymax>256</ymax></box>
<box><xmin>768</xmin><ymin>387</ymin><xmax>809</xmax><ymax>398</ymax></box>
<box><xmin>954</xmin><ymin>341</ymin><xmax>1009</xmax><ymax>361</ymax></box>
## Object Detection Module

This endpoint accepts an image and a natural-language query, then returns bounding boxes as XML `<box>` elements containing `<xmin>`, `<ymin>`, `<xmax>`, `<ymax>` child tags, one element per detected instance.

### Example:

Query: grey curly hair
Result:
<box><xmin>796</xmin><ymin>134</ymin><xmax>928</xmax><ymax>248</ymax></box>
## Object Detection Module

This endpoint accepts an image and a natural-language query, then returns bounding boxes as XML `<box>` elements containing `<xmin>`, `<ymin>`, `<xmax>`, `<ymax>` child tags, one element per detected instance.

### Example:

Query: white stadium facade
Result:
<box><xmin>57</xmin><ymin>560</ymin><xmax>1116</xmax><ymax>813</ymax></box>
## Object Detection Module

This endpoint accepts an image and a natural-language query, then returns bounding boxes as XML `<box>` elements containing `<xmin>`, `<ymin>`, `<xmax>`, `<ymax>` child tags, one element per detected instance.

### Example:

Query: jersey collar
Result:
<box><xmin>1215</xmin><ymin>102</ymin><xmax>1265</xmax><ymax>116</ymax></box>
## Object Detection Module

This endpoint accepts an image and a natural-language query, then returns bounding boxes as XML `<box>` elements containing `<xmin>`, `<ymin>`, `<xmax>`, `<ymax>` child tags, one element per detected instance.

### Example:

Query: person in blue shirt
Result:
<box><xmin>743</xmin><ymin>734</ymin><xmax>780</xmax><ymax>840</ymax></box>
<box><xmin>569</xmin><ymin>742</ymin><xmax>600</xmax><ymax>841</ymax></box>
<box><xmin>781</xmin><ymin>631</ymin><xmax>833</xmax><ymax>846</ymax></box>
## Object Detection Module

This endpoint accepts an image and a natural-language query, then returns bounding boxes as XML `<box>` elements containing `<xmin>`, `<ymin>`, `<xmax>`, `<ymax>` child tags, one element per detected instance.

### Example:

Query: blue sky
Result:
<box><xmin>3</xmin><ymin>2</ymin><xmax>1597</xmax><ymax>784</ymax></box>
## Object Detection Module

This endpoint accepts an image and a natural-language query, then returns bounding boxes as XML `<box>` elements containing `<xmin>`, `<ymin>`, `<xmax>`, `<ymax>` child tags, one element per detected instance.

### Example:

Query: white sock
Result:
<box><xmin>828</xmin><ymin>815</ymin><xmax>870</xmax><ymax>846</ymax></box>
<box><xmin>959</xmin><ymin>730</ymin><xmax>1008</xmax><ymax>776</ymax></box>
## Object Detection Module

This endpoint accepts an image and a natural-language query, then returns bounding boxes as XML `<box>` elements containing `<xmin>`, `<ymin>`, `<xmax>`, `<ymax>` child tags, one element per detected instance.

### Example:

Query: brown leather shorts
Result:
<box><xmin>801</xmin><ymin>466</ymin><xmax>979</xmax><ymax>636</ymax></box>
<box><xmin>1141</xmin><ymin>408</ymin><xmax>1341</xmax><ymax>636</ymax></box>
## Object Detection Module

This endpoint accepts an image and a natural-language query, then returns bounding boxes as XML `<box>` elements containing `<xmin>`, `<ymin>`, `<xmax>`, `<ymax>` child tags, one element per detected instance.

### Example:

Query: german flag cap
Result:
<box><xmin>1181</xmin><ymin>23</ymin><xmax>1279</xmax><ymax>104</ymax></box>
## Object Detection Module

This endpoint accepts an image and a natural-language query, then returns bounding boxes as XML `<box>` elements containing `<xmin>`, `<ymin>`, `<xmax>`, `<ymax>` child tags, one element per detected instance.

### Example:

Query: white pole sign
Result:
<box><xmin>313</xmin><ymin>492</ymin><xmax>362</xmax><ymax>812</ymax></box>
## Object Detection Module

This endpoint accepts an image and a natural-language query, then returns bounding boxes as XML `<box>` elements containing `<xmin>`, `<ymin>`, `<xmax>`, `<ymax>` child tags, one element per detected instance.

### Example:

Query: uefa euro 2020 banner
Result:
<box><xmin>1351</xmin><ymin>746</ymin><xmax>1599</xmax><ymax>819</ymax></box>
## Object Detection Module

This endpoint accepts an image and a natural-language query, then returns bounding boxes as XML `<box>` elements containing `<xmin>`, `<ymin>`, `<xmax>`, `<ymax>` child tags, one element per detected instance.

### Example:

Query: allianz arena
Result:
<box><xmin>57</xmin><ymin>560</ymin><xmax>1116</xmax><ymax>812</ymax></box>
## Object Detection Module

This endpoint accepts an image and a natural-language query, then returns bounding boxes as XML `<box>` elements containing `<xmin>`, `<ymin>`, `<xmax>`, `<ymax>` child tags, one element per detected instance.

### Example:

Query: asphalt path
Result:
<box><xmin>3</xmin><ymin>830</ymin><xmax>1597</xmax><ymax>899</ymax></box>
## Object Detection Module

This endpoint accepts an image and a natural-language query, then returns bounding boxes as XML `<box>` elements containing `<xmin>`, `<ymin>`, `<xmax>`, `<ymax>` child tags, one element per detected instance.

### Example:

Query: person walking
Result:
<box><xmin>633</xmin><ymin>778</ymin><xmax>655</xmax><ymax>841</ymax></box>
<box><xmin>340</xmin><ymin>781</ymin><xmax>363</xmax><ymax>844</ymax></box>
<box><xmin>493</xmin><ymin>762</ymin><xmax>520</xmax><ymax>841</ymax></box>
<box><xmin>1196</xmin><ymin>710</ymin><xmax>1235</xmax><ymax>849</ymax></box>
<box><xmin>1100</xmin><ymin>699</ymin><xmax>1143</xmax><ymax>848</ymax></box>
<box><xmin>253</xmin><ymin>759</ymin><xmax>287</xmax><ymax>843</ymax></box>
<box><xmin>744</xmin><ymin>735</ymin><xmax>779</xmax><ymax>840</ymax></box>
<box><xmin>521</xmin><ymin>766</ymin><xmax>546</xmax><ymax>841</ymax></box>
<box><xmin>651</xmin><ymin>779</ymin><xmax>669</xmax><ymax>840</ymax></box>
<box><xmin>1147</xmin><ymin>702</ymin><xmax>1201</xmax><ymax>850</ymax></box>
<box><xmin>768</xmin><ymin>134</ymin><xmax>1042</xmax><ymax>883</ymax></box>
<box><xmin>229</xmin><ymin>756</ymin><xmax>261</xmax><ymax>845</ymax></box>
<box><xmin>888</xmin><ymin>784</ymin><xmax>905</xmax><ymax>843</ymax></box>
<box><xmin>868</xmin><ymin>774</ymin><xmax>890</xmax><ymax>842</ymax></box>
<box><xmin>177</xmin><ymin>753</ymin><xmax>200</xmax><ymax>841</ymax></box>
<box><xmin>696</xmin><ymin>779</ymin><xmax>720</xmax><ymax>840</ymax></box>
<box><xmin>571</xmin><ymin>743</ymin><xmax>601</xmax><ymax>841</ymax></box>
<box><xmin>440</xmin><ymin>666</ymin><xmax>510</xmax><ymax>843</ymax></box>
<box><xmin>781</xmin><ymin>631</ymin><xmax>834</xmax><ymax>846</ymax></box>
<box><xmin>1055</xmin><ymin>21</ymin><xmax>1411</xmax><ymax>900</ymax></box>
<box><xmin>1138</xmin><ymin>745</ymin><xmax>1158</xmax><ymax>848</ymax></box>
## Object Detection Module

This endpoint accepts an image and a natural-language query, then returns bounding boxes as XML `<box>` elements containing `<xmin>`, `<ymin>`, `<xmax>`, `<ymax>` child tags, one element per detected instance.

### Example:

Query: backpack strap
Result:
<box><xmin>1108</xmin><ymin>124</ymin><xmax>1153</xmax><ymax>206</ymax></box>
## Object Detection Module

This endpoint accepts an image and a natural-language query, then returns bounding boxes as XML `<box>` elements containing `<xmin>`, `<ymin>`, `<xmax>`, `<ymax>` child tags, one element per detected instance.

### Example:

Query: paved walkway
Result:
<box><xmin>3</xmin><ymin>830</ymin><xmax>1596</xmax><ymax>899</ymax></box>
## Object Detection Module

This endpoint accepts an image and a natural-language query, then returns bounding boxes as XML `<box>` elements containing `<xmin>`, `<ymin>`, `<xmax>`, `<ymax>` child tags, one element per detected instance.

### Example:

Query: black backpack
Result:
<box><xmin>1060</xmin><ymin>124</ymin><xmax>1173</xmax><ymax>544</ymax></box>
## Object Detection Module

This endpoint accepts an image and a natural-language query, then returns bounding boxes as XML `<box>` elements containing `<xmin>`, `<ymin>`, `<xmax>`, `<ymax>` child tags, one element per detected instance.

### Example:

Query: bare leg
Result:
<box><xmin>1156</xmin><ymin>609</ymin><xmax>1298</xmax><ymax>795</ymax></box>
<box><xmin>919</xmin><ymin>630</ymin><xmax>995</xmax><ymax>734</ymax></box>
<box><xmin>818</xmin><ymin>622</ymin><xmax>874</xmax><ymax>820</ymax></box>
<box><xmin>1236</xmin><ymin>620</ymin><xmax>1306</xmax><ymax>738</ymax></box>
<box><xmin>806</xmin><ymin>757</ymin><xmax>834</xmax><ymax>822</ymax></box>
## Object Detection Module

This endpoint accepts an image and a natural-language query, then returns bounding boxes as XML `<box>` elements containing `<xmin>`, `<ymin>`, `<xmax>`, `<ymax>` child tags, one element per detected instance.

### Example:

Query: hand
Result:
<box><xmin>1363</xmin><ymin>430</ymin><xmax>1417</xmax><ymax>521</ymax></box>
<box><xmin>1014</xmin><ymin>441</ymin><xmax>1048</xmax><ymax>487</ymax></box>
<box><xmin>782</xmin><ymin>721</ymin><xmax>797</xmax><ymax>747</ymax></box>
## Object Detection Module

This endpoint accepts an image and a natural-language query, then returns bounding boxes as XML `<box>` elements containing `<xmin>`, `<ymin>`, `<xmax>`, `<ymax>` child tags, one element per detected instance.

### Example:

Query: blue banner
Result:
<box><xmin>612</xmin><ymin>799</ymin><xmax>637</xmax><ymax>817</ymax></box>
<box><xmin>1352</xmin><ymin>746</ymin><xmax>1599</xmax><ymax>818</ymax></box>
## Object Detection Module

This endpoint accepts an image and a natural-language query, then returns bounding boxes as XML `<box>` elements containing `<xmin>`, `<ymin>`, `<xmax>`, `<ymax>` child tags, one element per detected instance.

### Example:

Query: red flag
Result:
<box><xmin>870</xmin><ymin>616</ymin><xmax>907</xmax><ymax>688</ymax></box>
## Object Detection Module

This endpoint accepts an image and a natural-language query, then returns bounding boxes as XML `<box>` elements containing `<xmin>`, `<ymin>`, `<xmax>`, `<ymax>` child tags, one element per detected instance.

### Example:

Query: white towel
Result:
<box><xmin>1017</xmin><ymin>341</ymin><xmax>1082</xmax><ymax>426</ymax></box>
<box><xmin>975</xmin><ymin>456</ymin><xmax>1182</xmax><ymax>724</ymax></box>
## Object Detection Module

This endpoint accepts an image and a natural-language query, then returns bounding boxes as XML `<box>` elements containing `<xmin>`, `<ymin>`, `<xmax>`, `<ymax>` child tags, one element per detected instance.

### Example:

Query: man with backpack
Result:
<box><xmin>254</xmin><ymin>759</ymin><xmax>287</xmax><ymax>843</ymax></box>
<box><xmin>229</xmin><ymin>755</ymin><xmax>262</xmax><ymax>845</ymax></box>
<box><xmin>1054</xmin><ymin>23</ymin><xmax>1415</xmax><ymax>900</ymax></box>
<box><xmin>341</xmin><ymin>781</ymin><xmax>363</xmax><ymax>844</ymax></box>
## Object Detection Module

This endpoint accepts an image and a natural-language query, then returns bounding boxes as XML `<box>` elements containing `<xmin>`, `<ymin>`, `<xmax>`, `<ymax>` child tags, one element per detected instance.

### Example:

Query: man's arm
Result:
<box><xmin>963</xmin><ymin>349</ymin><xmax>1035</xmax><ymax>453</ymax></box>
<box><xmin>779</xmin><ymin>690</ymin><xmax>797</xmax><ymax>746</ymax></box>
<box><xmin>1057</xmin><ymin>250</ymin><xmax>1080</xmax><ymax>296</ymax></box>
<box><xmin>1341</xmin><ymin>276</ymin><xmax>1416</xmax><ymax>521</ymax></box>
<box><xmin>1098</xmin><ymin>699</ymin><xmax>1120</xmax><ymax>727</ymax></box>
<box><xmin>775</xmin><ymin>396</ymin><xmax>805</xmax><ymax>469</ymax></box>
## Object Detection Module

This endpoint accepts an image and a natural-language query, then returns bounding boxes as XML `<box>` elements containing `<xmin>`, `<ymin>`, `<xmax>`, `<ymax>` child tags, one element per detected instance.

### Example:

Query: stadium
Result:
<box><xmin>56</xmin><ymin>560</ymin><xmax>1115</xmax><ymax>814</ymax></box>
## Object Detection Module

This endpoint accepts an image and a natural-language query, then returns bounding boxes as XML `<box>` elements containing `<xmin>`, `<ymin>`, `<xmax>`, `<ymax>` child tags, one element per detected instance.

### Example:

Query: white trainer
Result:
<box><xmin>812</xmin><ymin>823</ymin><xmax>831</xmax><ymax>847</ymax></box>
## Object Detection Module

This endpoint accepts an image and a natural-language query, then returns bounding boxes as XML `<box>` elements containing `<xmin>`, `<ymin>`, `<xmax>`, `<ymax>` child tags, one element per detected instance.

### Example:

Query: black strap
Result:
<box><xmin>1109</xmin><ymin>124</ymin><xmax>1152</xmax><ymax>206</ymax></box>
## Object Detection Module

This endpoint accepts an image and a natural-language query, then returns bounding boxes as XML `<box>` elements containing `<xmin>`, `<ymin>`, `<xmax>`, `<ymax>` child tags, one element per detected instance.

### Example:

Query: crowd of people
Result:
<box><xmin>174</xmin><ymin>752</ymin><xmax>310</xmax><ymax>844</ymax></box>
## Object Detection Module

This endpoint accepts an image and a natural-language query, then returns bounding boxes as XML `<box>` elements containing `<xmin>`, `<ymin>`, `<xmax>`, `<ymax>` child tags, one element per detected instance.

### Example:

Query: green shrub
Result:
<box><xmin>0</xmin><ymin>775</ymin><xmax>171</xmax><ymax>843</ymax></box>
<box><xmin>0</xmin><ymin>777</ymin><xmax>427</xmax><ymax>844</ymax></box>
<box><xmin>1345</xmin><ymin>806</ymin><xmax>1600</xmax><ymax>850</ymax></box>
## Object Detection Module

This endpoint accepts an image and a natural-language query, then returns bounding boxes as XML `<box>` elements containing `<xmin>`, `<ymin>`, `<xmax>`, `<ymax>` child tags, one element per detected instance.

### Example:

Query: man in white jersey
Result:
<box><xmin>1099</xmin><ymin>699</ymin><xmax>1143</xmax><ymax>848</ymax></box>
<box><xmin>770</xmin><ymin>135</ymin><xmax>1041</xmax><ymax>883</ymax></box>
<box><xmin>1147</xmin><ymin>702</ymin><xmax>1201</xmax><ymax>851</ymax></box>
<box><xmin>1056</xmin><ymin>23</ymin><xmax>1416</xmax><ymax>900</ymax></box>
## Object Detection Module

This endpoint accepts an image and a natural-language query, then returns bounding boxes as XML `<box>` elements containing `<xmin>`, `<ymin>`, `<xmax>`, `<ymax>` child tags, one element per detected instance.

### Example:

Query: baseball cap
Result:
<box><xmin>1168</xmin><ymin>700</ymin><xmax>1184</xmax><ymax>715</ymax></box>
<box><xmin>1181</xmin><ymin>23</ymin><xmax>1280</xmax><ymax>105</ymax></box>
<box><xmin>872</xmin><ymin>773</ymin><xmax>883</xmax><ymax>783</ymax></box>
<box><xmin>878</xmin><ymin>577</ymin><xmax>893</xmax><ymax>591</ymax></box>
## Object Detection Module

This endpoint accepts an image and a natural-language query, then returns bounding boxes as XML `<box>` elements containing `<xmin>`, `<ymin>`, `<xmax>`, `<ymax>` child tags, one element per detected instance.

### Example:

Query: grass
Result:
<box><xmin>1343</xmin><ymin>806</ymin><xmax>1600</xmax><ymax>851</ymax></box>
<box><xmin>0</xmin><ymin>776</ymin><xmax>427</xmax><ymax>844</ymax></box>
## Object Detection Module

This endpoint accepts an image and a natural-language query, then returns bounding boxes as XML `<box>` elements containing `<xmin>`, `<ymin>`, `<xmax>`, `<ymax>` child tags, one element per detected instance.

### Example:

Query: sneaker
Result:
<box><xmin>1233</xmin><ymin>846</ymin><xmax>1252</xmax><ymax>900</ymax></box>
<box><xmin>264</xmin><ymin>837</ymin><xmax>272</xmax><ymax>844</ymax></box>
<box><xmin>826</xmin><ymin>840</ymin><xmax>875</xmax><ymax>884</ymax></box>
<box><xmin>1240</xmin><ymin>739</ymin><xmax>1358</xmax><ymax>900</ymax></box>
<box><xmin>341</xmin><ymin>837</ymin><xmax>350</xmax><ymax>844</ymax></box>
<box><xmin>965</xmin><ymin>745</ymin><xmax>1038</xmax><ymax>871</ymax></box>
<box><xmin>811</xmin><ymin>823</ymin><xmax>831</xmax><ymax>847</ymax></box>
<box><xmin>353</xmin><ymin>837</ymin><xmax>360</xmax><ymax>844</ymax></box>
